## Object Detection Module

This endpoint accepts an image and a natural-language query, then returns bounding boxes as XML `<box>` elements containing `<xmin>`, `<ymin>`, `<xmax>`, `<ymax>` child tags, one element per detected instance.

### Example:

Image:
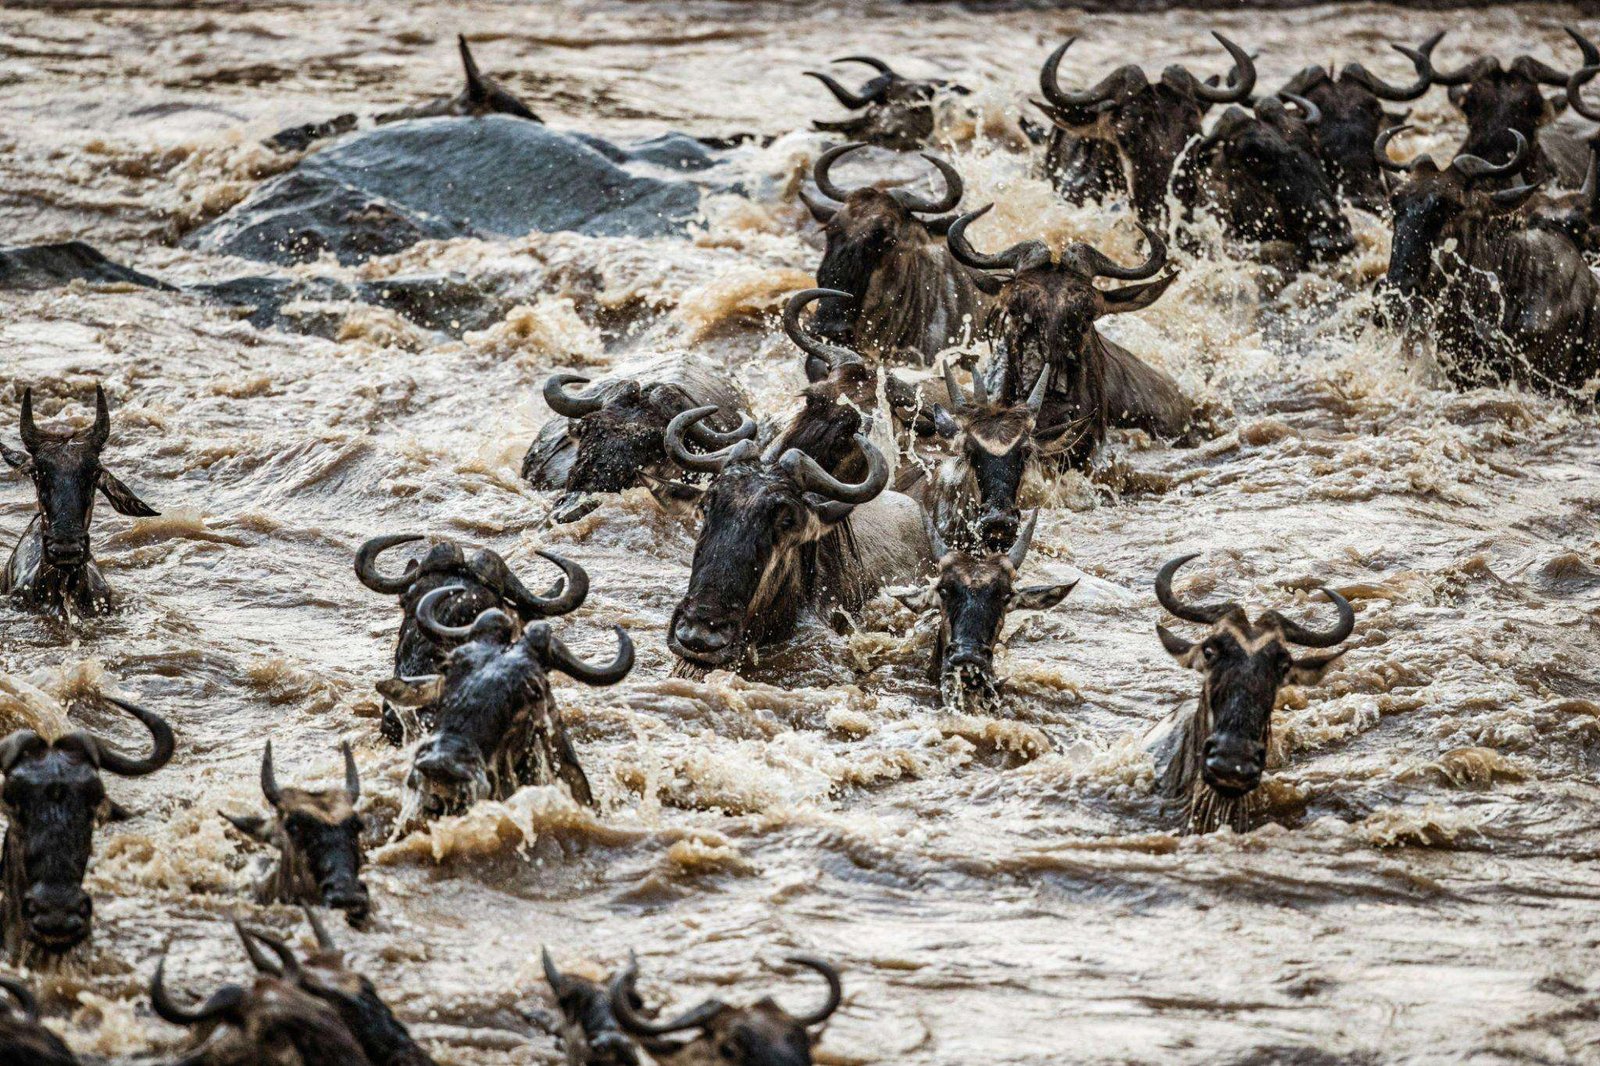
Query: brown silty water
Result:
<box><xmin>1</xmin><ymin>1</ymin><xmax>1598</xmax><ymax>1062</ymax></box>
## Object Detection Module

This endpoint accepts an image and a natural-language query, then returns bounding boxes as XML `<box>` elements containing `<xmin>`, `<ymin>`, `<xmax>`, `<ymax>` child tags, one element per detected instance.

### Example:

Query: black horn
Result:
<box><xmin>1278</xmin><ymin>91</ymin><xmax>1322</xmax><ymax>125</ymax></box>
<box><xmin>1007</xmin><ymin>511</ymin><xmax>1039</xmax><ymax>570</ymax></box>
<box><xmin>812</xmin><ymin>141</ymin><xmax>866</xmax><ymax>202</ymax></box>
<box><xmin>665</xmin><ymin>406</ymin><xmax>757</xmax><ymax>474</ymax></box>
<box><xmin>150</xmin><ymin>958</ymin><xmax>246</xmax><ymax>1028</ymax></box>
<box><xmin>1192</xmin><ymin>33</ymin><xmax>1257</xmax><ymax>104</ymax></box>
<box><xmin>1272</xmin><ymin>587</ymin><xmax>1356</xmax><ymax>648</ymax></box>
<box><xmin>1451</xmin><ymin>129</ymin><xmax>1528</xmax><ymax>181</ymax></box>
<box><xmin>543</xmin><ymin>374</ymin><xmax>607</xmax><ymax>418</ymax></box>
<box><xmin>1568</xmin><ymin>64</ymin><xmax>1600</xmax><ymax>123</ymax></box>
<box><xmin>610</xmin><ymin>956</ymin><xmax>728</xmax><ymax>1036</ymax></box>
<box><xmin>533</xmin><ymin>624</ymin><xmax>634</xmax><ymax>686</ymax></box>
<box><xmin>1039</xmin><ymin>38</ymin><xmax>1126</xmax><ymax>110</ymax></box>
<box><xmin>1155</xmin><ymin>554</ymin><xmax>1239</xmax><ymax>625</ymax></box>
<box><xmin>779</xmin><ymin>434</ymin><xmax>889</xmax><ymax>505</ymax></box>
<box><xmin>783</xmin><ymin>956</ymin><xmax>843</xmax><ymax>1026</ymax></box>
<box><xmin>891</xmin><ymin>153</ymin><xmax>963</xmax><ymax>215</ymax></box>
<box><xmin>946</xmin><ymin>205</ymin><xmax>1049</xmax><ymax>272</ymax></box>
<box><xmin>91</xmin><ymin>696</ymin><xmax>176</xmax><ymax>777</ymax></box>
<box><xmin>18</xmin><ymin>388</ymin><xmax>39</xmax><ymax>452</ymax></box>
<box><xmin>355</xmin><ymin>533</ymin><xmax>423</xmax><ymax>595</ymax></box>
<box><xmin>785</xmin><ymin>288</ymin><xmax>862</xmax><ymax>370</ymax></box>
<box><xmin>260</xmin><ymin>741</ymin><xmax>282</xmax><ymax>807</ymax></box>
<box><xmin>1074</xmin><ymin>221</ymin><xmax>1167</xmax><ymax>282</ymax></box>
<box><xmin>86</xmin><ymin>384</ymin><xmax>110</xmax><ymax>451</ymax></box>
<box><xmin>1374</xmin><ymin>124</ymin><xmax>1427</xmax><ymax>173</ymax></box>
<box><xmin>1347</xmin><ymin>31</ymin><xmax>1441</xmax><ymax>101</ymax></box>
<box><xmin>342</xmin><ymin>741</ymin><xmax>360</xmax><ymax>802</ymax></box>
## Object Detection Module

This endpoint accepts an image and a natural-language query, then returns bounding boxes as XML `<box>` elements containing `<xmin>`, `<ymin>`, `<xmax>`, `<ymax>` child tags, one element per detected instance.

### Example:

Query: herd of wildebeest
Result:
<box><xmin>0</xmin><ymin>24</ymin><xmax>1597</xmax><ymax>1064</ymax></box>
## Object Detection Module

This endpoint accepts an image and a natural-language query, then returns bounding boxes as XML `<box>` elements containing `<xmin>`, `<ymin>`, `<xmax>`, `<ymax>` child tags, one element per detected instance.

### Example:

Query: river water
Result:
<box><xmin>1</xmin><ymin>2</ymin><xmax>1598</xmax><ymax>1063</ymax></box>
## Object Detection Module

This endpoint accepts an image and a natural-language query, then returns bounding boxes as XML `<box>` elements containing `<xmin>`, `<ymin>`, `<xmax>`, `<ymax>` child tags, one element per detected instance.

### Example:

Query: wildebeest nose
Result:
<box><xmin>673</xmin><ymin>616</ymin><xmax>732</xmax><ymax>655</ymax></box>
<box><xmin>1203</xmin><ymin>739</ymin><xmax>1264</xmax><ymax>791</ymax></box>
<box><xmin>414</xmin><ymin>742</ymin><xmax>480</xmax><ymax>785</ymax></box>
<box><xmin>43</xmin><ymin>535</ymin><xmax>89</xmax><ymax>563</ymax></box>
<box><xmin>324</xmin><ymin>882</ymin><xmax>370</xmax><ymax>919</ymax></box>
<box><xmin>25</xmin><ymin>886</ymin><xmax>90</xmax><ymax>943</ymax></box>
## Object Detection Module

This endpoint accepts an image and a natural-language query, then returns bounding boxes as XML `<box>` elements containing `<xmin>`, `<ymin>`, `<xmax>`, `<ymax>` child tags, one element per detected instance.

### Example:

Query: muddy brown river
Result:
<box><xmin>1</xmin><ymin>1</ymin><xmax>1598</xmax><ymax>1062</ymax></box>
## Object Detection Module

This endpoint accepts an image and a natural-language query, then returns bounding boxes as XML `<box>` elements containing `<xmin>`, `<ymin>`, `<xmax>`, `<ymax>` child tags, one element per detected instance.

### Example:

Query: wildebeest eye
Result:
<box><xmin>775</xmin><ymin>507</ymin><xmax>801</xmax><ymax>533</ymax></box>
<box><xmin>1201</xmin><ymin>641</ymin><xmax>1220</xmax><ymax>665</ymax></box>
<box><xmin>718</xmin><ymin>1042</ymin><xmax>739</xmax><ymax>1062</ymax></box>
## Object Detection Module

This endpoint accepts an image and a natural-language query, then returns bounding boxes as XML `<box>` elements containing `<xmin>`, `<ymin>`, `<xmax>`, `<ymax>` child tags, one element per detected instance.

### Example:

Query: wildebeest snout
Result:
<box><xmin>1202</xmin><ymin>735</ymin><xmax>1266</xmax><ymax>796</ymax></box>
<box><xmin>412</xmin><ymin>733</ymin><xmax>486</xmax><ymax>787</ymax></box>
<box><xmin>24</xmin><ymin>883</ymin><xmax>91</xmax><ymax>947</ymax></box>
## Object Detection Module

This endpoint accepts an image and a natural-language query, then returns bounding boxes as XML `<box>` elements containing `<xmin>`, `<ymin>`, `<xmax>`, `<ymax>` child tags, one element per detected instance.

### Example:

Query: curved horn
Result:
<box><xmin>415</xmin><ymin>584</ymin><xmax>487</xmax><ymax>643</ymax></box>
<box><xmin>1273</xmin><ymin>587</ymin><xmax>1355</xmax><ymax>648</ymax></box>
<box><xmin>543</xmin><ymin>373</ymin><xmax>606</xmax><ymax>418</ymax></box>
<box><xmin>260</xmin><ymin>741</ymin><xmax>282</xmax><ymax>807</ymax></box>
<box><xmin>242</xmin><ymin>927</ymin><xmax>304</xmax><ymax>983</ymax></box>
<box><xmin>610</xmin><ymin>955</ymin><xmax>729</xmax><ymax>1036</ymax></box>
<box><xmin>784</xmin><ymin>288</ymin><xmax>862</xmax><ymax>371</ymax></box>
<box><xmin>1424</xmin><ymin>46</ymin><xmax>1485</xmax><ymax>87</ymax></box>
<box><xmin>95</xmin><ymin>696</ymin><xmax>175</xmax><ymax>777</ymax></box>
<box><xmin>891</xmin><ymin>153</ymin><xmax>963</xmax><ymax>214</ymax></box>
<box><xmin>665</xmin><ymin>406</ymin><xmax>755</xmax><ymax>474</ymax></box>
<box><xmin>1568</xmin><ymin>64</ymin><xmax>1600</xmax><ymax>123</ymax></box>
<box><xmin>1348</xmin><ymin>30</ymin><xmax>1442</xmax><ymax>101</ymax></box>
<box><xmin>779</xmin><ymin>435</ymin><xmax>889</xmax><ymax>505</ymax></box>
<box><xmin>86</xmin><ymin>384</ymin><xmax>110</xmax><ymax>451</ymax></box>
<box><xmin>1077</xmin><ymin>222</ymin><xmax>1167</xmax><ymax>281</ymax></box>
<box><xmin>18</xmin><ymin>389</ymin><xmax>39</xmax><ymax>452</ymax></box>
<box><xmin>812</xmin><ymin>141</ymin><xmax>866</xmax><ymax>203</ymax></box>
<box><xmin>947</xmin><ymin>205</ymin><xmax>1040</xmax><ymax>272</ymax></box>
<box><xmin>354</xmin><ymin>533</ymin><xmax>423</xmax><ymax>595</ymax></box>
<box><xmin>1039</xmin><ymin>38</ymin><xmax>1126</xmax><ymax>110</ymax></box>
<box><xmin>472</xmin><ymin>548</ymin><xmax>590</xmax><ymax>619</ymax></box>
<box><xmin>1451</xmin><ymin>129</ymin><xmax>1528</xmax><ymax>181</ymax></box>
<box><xmin>0</xmin><ymin>977</ymin><xmax>38</xmax><ymax>1022</ymax></box>
<box><xmin>458</xmin><ymin>35</ymin><xmax>489</xmax><ymax>103</ymax></box>
<box><xmin>783</xmin><ymin>956</ymin><xmax>843</xmax><ymax>1027</ymax></box>
<box><xmin>834</xmin><ymin>55</ymin><xmax>896</xmax><ymax>77</ymax></box>
<box><xmin>0</xmin><ymin>730</ymin><xmax>42</xmax><ymax>774</ymax></box>
<box><xmin>941</xmin><ymin>358</ymin><xmax>967</xmax><ymax>408</ymax></box>
<box><xmin>234</xmin><ymin>919</ymin><xmax>284</xmax><ymax>978</ymax></box>
<box><xmin>341</xmin><ymin>742</ymin><xmax>360</xmax><ymax>803</ymax></box>
<box><xmin>686</xmin><ymin>410</ymin><xmax>759</xmax><ymax>451</ymax></box>
<box><xmin>536</xmin><ymin>625</ymin><xmax>634</xmax><ymax>686</ymax></box>
<box><xmin>1192</xmin><ymin>33</ymin><xmax>1257</xmax><ymax>104</ymax></box>
<box><xmin>970</xmin><ymin>363</ymin><xmax>991</xmax><ymax>408</ymax></box>
<box><xmin>1374</xmin><ymin>124</ymin><xmax>1425</xmax><ymax>173</ymax></box>
<box><xmin>150</xmin><ymin>958</ymin><xmax>245</xmax><ymax>1028</ymax></box>
<box><xmin>1154</xmin><ymin>554</ymin><xmax>1239</xmax><ymax>625</ymax></box>
<box><xmin>804</xmin><ymin>71</ymin><xmax>878</xmax><ymax>111</ymax></box>
<box><xmin>1007</xmin><ymin>511</ymin><xmax>1039</xmax><ymax>570</ymax></box>
<box><xmin>1278</xmin><ymin>91</ymin><xmax>1322</xmax><ymax>125</ymax></box>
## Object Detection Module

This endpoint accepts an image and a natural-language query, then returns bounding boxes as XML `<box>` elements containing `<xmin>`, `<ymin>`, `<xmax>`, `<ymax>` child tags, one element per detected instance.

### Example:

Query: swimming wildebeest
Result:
<box><xmin>1034</xmin><ymin>32</ymin><xmax>1255</xmax><ymax>226</ymax></box>
<box><xmin>608</xmin><ymin>954</ymin><xmax>842</xmax><ymax>1066</ymax></box>
<box><xmin>890</xmin><ymin>512</ymin><xmax>1076</xmax><ymax>711</ymax></box>
<box><xmin>355</xmin><ymin>535</ymin><xmax>589</xmax><ymax>744</ymax></box>
<box><xmin>544</xmin><ymin>949</ymin><xmax>639</xmax><ymax>1066</ymax></box>
<box><xmin>656</xmin><ymin>407</ymin><xmax>932</xmax><ymax>675</ymax></box>
<box><xmin>521</xmin><ymin>353</ymin><xmax>755</xmax><ymax>524</ymax></box>
<box><xmin>801</xmin><ymin>143</ymin><xmax>988</xmax><ymax>364</ymax></box>
<box><xmin>1276</xmin><ymin>33</ymin><xmax>1441</xmax><ymax>210</ymax></box>
<box><xmin>380</xmin><ymin>583</ymin><xmax>633</xmax><ymax>825</ymax></box>
<box><xmin>1412</xmin><ymin>28</ymin><xmax>1600</xmax><ymax>185</ymax></box>
<box><xmin>945</xmin><ymin>207</ymin><xmax>1195</xmax><ymax>472</ymax></box>
<box><xmin>1378</xmin><ymin>127</ymin><xmax>1600</xmax><ymax>395</ymax></box>
<box><xmin>1153</xmin><ymin>554</ymin><xmax>1354</xmax><ymax>834</ymax></box>
<box><xmin>0</xmin><ymin>695</ymin><xmax>173</xmax><ymax>965</ymax></box>
<box><xmin>222</xmin><ymin>742</ymin><xmax>370</xmax><ymax>927</ymax></box>
<box><xmin>1</xmin><ymin>385</ymin><xmax>158</xmax><ymax>617</ymax></box>
<box><xmin>0</xmin><ymin>977</ymin><xmax>76</xmax><ymax>1064</ymax></box>
<box><xmin>805</xmin><ymin>56</ymin><xmax>965</xmax><ymax>149</ymax></box>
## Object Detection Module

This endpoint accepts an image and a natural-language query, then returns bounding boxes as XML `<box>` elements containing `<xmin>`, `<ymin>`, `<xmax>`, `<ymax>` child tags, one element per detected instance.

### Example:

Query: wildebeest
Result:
<box><xmin>1414</xmin><ymin>28</ymin><xmax>1600</xmax><ymax>185</ymax></box>
<box><xmin>1153</xmin><ymin>554</ymin><xmax>1353</xmax><ymax>834</ymax></box>
<box><xmin>222</xmin><ymin>743</ymin><xmax>369</xmax><ymax>926</ymax></box>
<box><xmin>608</xmin><ymin>955</ymin><xmax>842</xmax><ymax>1066</ymax></box>
<box><xmin>355</xmin><ymin>536</ymin><xmax>589</xmax><ymax>744</ymax></box>
<box><xmin>891</xmin><ymin>512</ymin><xmax>1076</xmax><ymax>711</ymax></box>
<box><xmin>380</xmin><ymin>584</ymin><xmax>632</xmax><ymax>825</ymax></box>
<box><xmin>1277</xmin><ymin>33</ymin><xmax>1442</xmax><ymax>210</ymax></box>
<box><xmin>1</xmin><ymin>385</ymin><xmax>159</xmax><ymax>617</ymax></box>
<box><xmin>801</xmin><ymin>143</ymin><xmax>989</xmax><ymax>364</ymax></box>
<box><xmin>544</xmin><ymin>949</ymin><xmax>639</xmax><ymax>1066</ymax></box>
<box><xmin>805</xmin><ymin>56</ymin><xmax>965</xmax><ymax>149</ymax></box>
<box><xmin>0</xmin><ymin>695</ymin><xmax>174</xmax><ymax>965</ymax></box>
<box><xmin>1378</xmin><ymin>127</ymin><xmax>1600</xmax><ymax>394</ymax></box>
<box><xmin>656</xmin><ymin>408</ymin><xmax>932</xmax><ymax>674</ymax></box>
<box><xmin>945</xmin><ymin>207</ymin><xmax>1195</xmax><ymax>472</ymax></box>
<box><xmin>0</xmin><ymin>977</ymin><xmax>76</xmax><ymax>1064</ymax></box>
<box><xmin>522</xmin><ymin>354</ymin><xmax>755</xmax><ymax>524</ymax></box>
<box><xmin>1035</xmin><ymin>32</ymin><xmax>1255</xmax><ymax>226</ymax></box>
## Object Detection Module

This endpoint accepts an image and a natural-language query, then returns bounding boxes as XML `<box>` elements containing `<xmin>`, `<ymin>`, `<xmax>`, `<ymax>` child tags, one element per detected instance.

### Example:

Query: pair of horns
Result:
<box><xmin>1155</xmin><ymin>554</ymin><xmax>1354</xmax><ymax>647</ymax></box>
<box><xmin>260</xmin><ymin>740</ymin><xmax>360</xmax><ymax>807</ymax></box>
<box><xmin>355</xmin><ymin>535</ymin><xmax>589</xmax><ymax>619</ymax></box>
<box><xmin>665</xmin><ymin>407</ymin><xmax>889</xmax><ymax>506</ymax></box>
<box><xmin>609</xmin><ymin>954</ymin><xmax>842</xmax><ymax>1036</ymax></box>
<box><xmin>811</xmin><ymin>141</ymin><xmax>964</xmax><ymax>215</ymax></box>
<box><xmin>1420</xmin><ymin>26</ymin><xmax>1598</xmax><ymax>87</ymax></box>
<box><xmin>940</xmin><ymin>359</ymin><xmax>1047</xmax><ymax>415</ymax></box>
<box><xmin>415</xmin><ymin>585</ymin><xmax>634</xmax><ymax>685</ymax></box>
<box><xmin>542</xmin><ymin>375</ymin><xmax>759</xmax><ymax>452</ymax></box>
<box><xmin>1040</xmin><ymin>32</ymin><xmax>1255</xmax><ymax>112</ymax></box>
<box><xmin>1375</xmin><ymin>127</ymin><xmax>1538</xmax><ymax>200</ymax></box>
<box><xmin>947</xmin><ymin>204</ymin><xmax>1168</xmax><ymax>281</ymax></box>
<box><xmin>0</xmin><ymin>696</ymin><xmax>174</xmax><ymax>778</ymax></box>
<box><xmin>805</xmin><ymin>55</ymin><xmax>899</xmax><ymax>110</ymax></box>
<box><xmin>16</xmin><ymin>384</ymin><xmax>111</xmax><ymax>454</ymax></box>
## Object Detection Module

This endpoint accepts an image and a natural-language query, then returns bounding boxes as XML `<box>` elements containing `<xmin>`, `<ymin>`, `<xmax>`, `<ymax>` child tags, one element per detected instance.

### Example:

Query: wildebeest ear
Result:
<box><xmin>969</xmin><ymin>272</ymin><xmax>1004</xmax><ymax>296</ymax></box>
<box><xmin>922</xmin><ymin>214</ymin><xmax>959</xmax><ymax>236</ymax></box>
<box><xmin>1288</xmin><ymin>648</ymin><xmax>1345</xmax><ymax>686</ymax></box>
<box><xmin>641</xmin><ymin>473</ymin><xmax>703</xmax><ymax>518</ymax></box>
<box><xmin>1447</xmin><ymin>84</ymin><xmax>1467</xmax><ymax>108</ymax></box>
<box><xmin>804</xmin><ymin>353</ymin><xmax>830</xmax><ymax>384</ymax></box>
<box><xmin>887</xmin><ymin>584</ymin><xmax>935</xmax><ymax>613</ymax></box>
<box><xmin>221</xmin><ymin>812</ymin><xmax>273</xmax><ymax>842</ymax></box>
<box><xmin>1548</xmin><ymin>93</ymin><xmax>1568</xmax><ymax>117</ymax></box>
<box><xmin>1015</xmin><ymin>580</ymin><xmax>1078</xmax><ymax>611</ymax></box>
<box><xmin>98</xmin><ymin>470</ymin><xmax>159</xmax><ymax>517</ymax></box>
<box><xmin>99</xmin><ymin>798</ymin><xmax>134</xmax><ymax>824</ymax></box>
<box><xmin>805</xmin><ymin>494</ymin><xmax>854</xmax><ymax>527</ymax></box>
<box><xmin>1157</xmin><ymin>624</ymin><xmax>1204</xmax><ymax>669</ymax></box>
<box><xmin>0</xmin><ymin>442</ymin><xmax>29</xmax><ymax>473</ymax></box>
<box><xmin>931</xmin><ymin>405</ymin><xmax>962</xmax><ymax>439</ymax></box>
<box><xmin>1098</xmin><ymin>272</ymin><xmax>1178</xmax><ymax>316</ymax></box>
<box><xmin>377</xmin><ymin>675</ymin><xmax>444</xmax><ymax>708</ymax></box>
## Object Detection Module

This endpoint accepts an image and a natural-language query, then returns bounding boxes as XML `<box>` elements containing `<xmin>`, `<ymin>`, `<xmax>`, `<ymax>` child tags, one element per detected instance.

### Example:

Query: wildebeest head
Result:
<box><xmin>892</xmin><ymin>512</ymin><xmax>1075</xmax><ymax>709</ymax></box>
<box><xmin>1378</xmin><ymin>126</ymin><xmax>1541</xmax><ymax>298</ymax></box>
<box><xmin>223</xmin><ymin>743</ymin><xmax>369</xmax><ymax>926</ymax></box>
<box><xmin>609</xmin><ymin>955</ymin><xmax>841</xmax><ymax>1066</ymax></box>
<box><xmin>1530</xmin><ymin>70</ymin><xmax>1600</xmax><ymax>250</ymax></box>
<box><xmin>1187</xmin><ymin>95</ymin><xmax>1356</xmax><ymax>263</ymax></box>
<box><xmin>544</xmin><ymin>948</ymin><xmax>640</xmax><ymax>1066</ymax></box>
<box><xmin>383</xmin><ymin>582</ymin><xmax>632</xmax><ymax>821</ymax></box>
<box><xmin>929</xmin><ymin>357</ymin><xmax>1049</xmax><ymax>550</ymax></box>
<box><xmin>660</xmin><ymin>407</ymin><xmax>892</xmax><ymax>671</ymax></box>
<box><xmin>375</xmin><ymin>35</ymin><xmax>540</xmax><ymax>125</ymax></box>
<box><xmin>1</xmin><ymin>385</ymin><xmax>157</xmax><ymax>584</ymax></box>
<box><xmin>1278</xmin><ymin>33</ymin><xmax>1440</xmax><ymax>210</ymax></box>
<box><xmin>1035</xmin><ymin>32</ymin><xmax>1255</xmax><ymax>224</ymax></box>
<box><xmin>0</xmin><ymin>696</ymin><xmax>173</xmax><ymax>962</ymax></box>
<box><xmin>0</xmin><ymin>977</ymin><xmax>76</xmax><ymax>1064</ymax></box>
<box><xmin>805</xmin><ymin>56</ymin><xmax>963</xmax><ymax>149</ymax></box>
<box><xmin>1154</xmin><ymin>554</ymin><xmax>1353</xmax><ymax>834</ymax></box>
<box><xmin>802</xmin><ymin>143</ymin><xmax>968</xmax><ymax>345</ymax></box>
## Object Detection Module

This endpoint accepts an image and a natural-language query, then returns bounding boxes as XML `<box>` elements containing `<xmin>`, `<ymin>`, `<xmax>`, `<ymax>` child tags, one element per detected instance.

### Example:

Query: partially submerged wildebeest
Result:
<box><xmin>381</xmin><ymin>584</ymin><xmax>633</xmax><ymax>825</ymax></box>
<box><xmin>1414</xmin><ymin>28</ymin><xmax>1600</xmax><ymax>185</ymax></box>
<box><xmin>0</xmin><ymin>977</ymin><xmax>76</xmax><ymax>1064</ymax></box>
<box><xmin>608</xmin><ymin>954</ymin><xmax>842</xmax><ymax>1066</ymax></box>
<box><xmin>521</xmin><ymin>353</ymin><xmax>755</xmax><ymax>524</ymax></box>
<box><xmin>1</xmin><ymin>385</ymin><xmax>159</xmax><ymax>617</ymax></box>
<box><xmin>1034</xmin><ymin>32</ymin><xmax>1255</xmax><ymax>226</ymax></box>
<box><xmin>1277</xmin><ymin>33</ymin><xmax>1441</xmax><ymax>210</ymax></box>
<box><xmin>656</xmin><ymin>408</ymin><xmax>932</xmax><ymax>675</ymax></box>
<box><xmin>945</xmin><ymin>207</ymin><xmax>1195</xmax><ymax>471</ymax></box>
<box><xmin>0</xmin><ymin>695</ymin><xmax>174</xmax><ymax>965</ymax></box>
<box><xmin>801</xmin><ymin>143</ymin><xmax>989</xmax><ymax>364</ymax></box>
<box><xmin>1378</xmin><ymin>127</ymin><xmax>1600</xmax><ymax>394</ymax></box>
<box><xmin>544</xmin><ymin>949</ymin><xmax>639</xmax><ymax>1066</ymax></box>
<box><xmin>223</xmin><ymin>742</ymin><xmax>370</xmax><ymax>927</ymax></box>
<box><xmin>805</xmin><ymin>56</ymin><xmax>966</xmax><ymax>149</ymax></box>
<box><xmin>1153</xmin><ymin>554</ymin><xmax>1353</xmax><ymax>834</ymax></box>
<box><xmin>890</xmin><ymin>512</ymin><xmax>1076</xmax><ymax>711</ymax></box>
<box><xmin>356</xmin><ymin>535</ymin><xmax>589</xmax><ymax>744</ymax></box>
<box><xmin>268</xmin><ymin>35</ymin><xmax>539</xmax><ymax>151</ymax></box>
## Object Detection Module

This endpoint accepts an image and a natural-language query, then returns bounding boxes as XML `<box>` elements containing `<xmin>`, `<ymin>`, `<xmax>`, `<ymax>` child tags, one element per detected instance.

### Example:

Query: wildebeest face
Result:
<box><xmin>805</xmin><ymin>56</ymin><xmax>958</xmax><ymax>149</ymax></box>
<box><xmin>930</xmin><ymin>358</ymin><xmax>1050</xmax><ymax>549</ymax></box>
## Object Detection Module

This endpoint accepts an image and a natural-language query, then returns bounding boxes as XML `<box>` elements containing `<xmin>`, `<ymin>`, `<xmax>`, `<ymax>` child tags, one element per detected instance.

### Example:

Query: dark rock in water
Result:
<box><xmin>196</xmin><ymin>271</ymin><xmax>508</xmax><ymax>338</ymax></box>
<box><xmin>356</xmin><ymin>274</ymin><xmax>506</xmax><ymax>334</ymax></box>
<box><xmin>265</xmin><ymin>113</ymin><xmax>358</xmax><ymax>153</ymax></box>
<box><xmin>187</xmin><ymin>116</ymin><xmax>703</xmax><ymax>265</ymax></box>
<box><xmin>0</xmin><ymin>241</ymin><xmax>171</xmax><ymax>291</ymax></box>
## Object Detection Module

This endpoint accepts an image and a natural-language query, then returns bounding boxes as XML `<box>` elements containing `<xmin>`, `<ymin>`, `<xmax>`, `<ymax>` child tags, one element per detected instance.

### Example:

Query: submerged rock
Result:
<box><xmin>186</xmin><ymin>116</ymin><xmax>704</xmax><ymax>265</ymax></box>
<box><xmin>0</xmin><ymin>241</ymin><xmax>171</xmax><ymax>291</ymax></box>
